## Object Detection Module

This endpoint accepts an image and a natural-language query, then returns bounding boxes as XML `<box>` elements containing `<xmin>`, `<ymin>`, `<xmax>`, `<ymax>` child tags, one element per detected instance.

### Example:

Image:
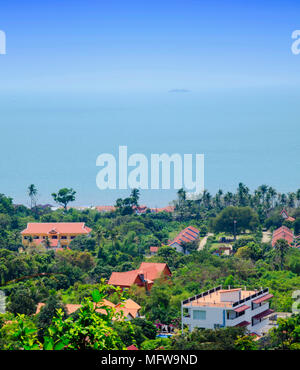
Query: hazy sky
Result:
<box><xmin>0</xmin><ymin>0</ymin><xmax>300</xmax><ymax>207</ymax></box>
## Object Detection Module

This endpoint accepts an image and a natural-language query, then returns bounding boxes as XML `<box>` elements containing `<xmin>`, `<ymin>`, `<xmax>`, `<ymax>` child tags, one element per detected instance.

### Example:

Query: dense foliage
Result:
<box><xmin>0</xmin><ymin>183</ymin><xmax>299</xmax><ymax>350</ymax></box>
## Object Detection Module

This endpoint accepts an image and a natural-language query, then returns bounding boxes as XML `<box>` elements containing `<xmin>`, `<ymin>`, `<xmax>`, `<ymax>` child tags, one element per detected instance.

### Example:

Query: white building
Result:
<box><xmin>181</xmin><ymin>286</ymin><xmax>274</xmax><ymax>335</ymax></box>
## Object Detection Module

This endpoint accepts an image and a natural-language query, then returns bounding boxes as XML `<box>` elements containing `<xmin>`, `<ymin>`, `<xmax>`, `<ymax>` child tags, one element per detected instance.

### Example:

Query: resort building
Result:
<box><xmin>168</xmin><ymin>226</ymin><xmax>200</xmax><ymax>253</ymax></box>
<box><xmin>21</xmin><ymin>222</ymin><xmax>92</xmax><ymax>248</ymax></box>
<box><xmin>108</xmin><ymin>262</ymin><xmax>172</xmax><ymax>291</ymax></box>
<box><xmin>181</xmin><ymin>286</ymin><xmax>274</xmax><ymax>335</ymax></box>
<box><xmin>271</xmin><ymin>225</ymin><xmax>294</xmax><ymax>247</ymax></box>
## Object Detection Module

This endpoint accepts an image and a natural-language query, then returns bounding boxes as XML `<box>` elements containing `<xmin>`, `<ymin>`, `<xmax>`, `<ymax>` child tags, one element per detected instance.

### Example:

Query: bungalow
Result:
<box><xmin>108</xmin><ymin>262</ymin><xmax>172</xmax><ymax>291</ymax></box>
<box><xmin>272</xmin><ymin>225</ymin><xmax>294</xmax><ymax>247</ymax></box>
<box><xmin>280</xmin><ymin>209</ymin><xmax>295</xmax><ymax>222</ymax></box>
<box><xmin>35</xmin><ymin>298</ymin><xmax>141</xmax><ymax>321</ymax></box>
<box><xmin>168</xmin><ymin>226</ymin><xmax>200</xmax><ymax>253</ymax></box>
<box><xmin>21</xmin><ymin>222</ymin><xmax>92</xmax><ymax>248</ymax></box>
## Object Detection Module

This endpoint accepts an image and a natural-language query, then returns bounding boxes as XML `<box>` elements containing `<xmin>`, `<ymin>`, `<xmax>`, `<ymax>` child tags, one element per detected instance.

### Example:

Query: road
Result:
<box><xmin>198</xmin><ymin>233</ymin><xmax>214</xmax><ymax>251</ymax></box>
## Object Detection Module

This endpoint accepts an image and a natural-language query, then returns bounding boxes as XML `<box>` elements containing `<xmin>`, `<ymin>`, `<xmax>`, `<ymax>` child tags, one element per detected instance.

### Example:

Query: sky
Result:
<box><xmin>0</xmin><ymin>0</ymin><xmax>300</xmax><ymax>207</ymax></box>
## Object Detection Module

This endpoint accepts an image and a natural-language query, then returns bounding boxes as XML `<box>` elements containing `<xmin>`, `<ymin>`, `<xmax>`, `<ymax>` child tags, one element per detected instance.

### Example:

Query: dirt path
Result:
<box><xmin>262</xmin><ymin>231</ymin><xmax>272</xmax><ymax>243</ymax></box>
<box><xmin>198</xmin><ymin>233</ymin><xmax>214</xmax><ymax>250</ymax></box>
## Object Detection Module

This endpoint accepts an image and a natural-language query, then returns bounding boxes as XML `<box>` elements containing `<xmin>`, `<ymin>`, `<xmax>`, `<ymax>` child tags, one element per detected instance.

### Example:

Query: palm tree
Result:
<box><xmin>268</xmin><ymin>187</ymin><xmax>277</xmax><ymax>209</ymax></box>
<box><xmin>258</xmin><ymin>184</ymin><xmax>268</xmax><ymax>205</ymax></box>
<box><xmin>296</xmin><ymin>189</ymin><xmax>300</xmax><ymax>207</ymax></box>
<box><xmin>287</xmin><ymin>192</ymin><xmax>296</xmax><ymax>208</ymax></box>
<box><xmin>94</xmin><ymin>225</ymin><xmax>105</xmax><ymax>255</ymax></box>
<box><xmin>237</xmin><ymin>183</ymin><xmax>250</xmax><ymax>206</ymax></box>
<box><xmin>130</xmin><ymin>188</ymin><xmax>140</xmax><ymax>207</ymax></box>
<box><xmin>28</xmin><ymin>184</ymin><xmax>38</xmax><ymax>209</ymax></box>
<box><xmin>274</xmin><ymin>239</ymin><xmax>290</xmax><ymax>270</ymax></box>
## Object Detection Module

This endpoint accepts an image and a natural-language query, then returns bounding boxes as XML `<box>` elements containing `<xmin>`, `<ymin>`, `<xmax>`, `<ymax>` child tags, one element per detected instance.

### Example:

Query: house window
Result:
<box><xmin>193</xmin><ymin>310</ymin><xmax>206</xmax><ymax>320</ymax></box>
<box><xmin>61</xmin><ymin>236</ymin><xmax>67</xmax><ymax>240</ymax></box>
<box><xmin>33</xmin><ymin>236</ymin><xmax>39</xmax><ymax>239</ymax></box>
<box><xmin>70</xmin><ymin>236</ymin><xmax>76</xmax><ymax>240</ymax></box>
<box><xmin>52</xmin><ymin>236</ymin><xmax>58</xmax><ymax>239</ymax></box>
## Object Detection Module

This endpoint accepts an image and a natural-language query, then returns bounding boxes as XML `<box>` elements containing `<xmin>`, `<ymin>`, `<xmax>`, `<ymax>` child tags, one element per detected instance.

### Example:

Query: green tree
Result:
<box><xmin>274</xmin><ymin>239</ymin><xmax>290</xmax><ymax>270</ymax></box>
<box><xmin>234</xmin><ymin>335</ymin><xmax>259</xmax><ymax>350</ymax></box>
<box><xmin>51</xmin><ymin>188</ymin><xmax>76</xmax><ymax>210</ymax></box>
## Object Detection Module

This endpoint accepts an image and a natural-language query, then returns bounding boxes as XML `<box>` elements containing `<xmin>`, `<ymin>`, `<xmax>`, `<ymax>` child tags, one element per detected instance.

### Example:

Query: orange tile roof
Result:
<box><xmin>115</xmin><ymin>299</ymin><xmax>141</xmax><ymax>318</ymax></box>
<box><xmin>35</xmin><ymin>298</ymin><xmax>140</xmax><ymax>319</ymax></box>
<box><xmin>21</xmin><ymin>222</ymin><xmax>92</xmax><ymax>235</ymax></box>
<box><xmin>138</xmin><ymin>262</ymin><xmax>171</xmax><ymax>281</ymax></box>
<box><xmin>272</xmin><ymin>226</ymin><xmax>294</xmax><ymax>246</ymax></box>
<box><xmin>108</xmin><ymin>270</ymin><xmax>142</xmax><ymax>287</ymax></box>
<box><xmin>169</xmin><ymin>226</ymin><xmax>199</xmax><ymax>247</ymax></box>
<box><xmin>95</xmin><ymin>206</ymin><xmax>116</xmax><ymax>212</ymax></box>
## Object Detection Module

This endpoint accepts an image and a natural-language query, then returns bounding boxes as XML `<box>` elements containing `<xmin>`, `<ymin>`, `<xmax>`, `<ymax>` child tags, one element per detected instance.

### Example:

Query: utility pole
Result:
<box><xmin>233</xmin><ymin>220</ymin><xmax>237</xmax><ymax>241</ymax></box>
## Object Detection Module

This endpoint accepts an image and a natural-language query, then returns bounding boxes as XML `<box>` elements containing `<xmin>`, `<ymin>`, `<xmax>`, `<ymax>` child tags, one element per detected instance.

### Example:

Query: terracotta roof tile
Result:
<box><xmin>21</xmin><ymin>222</ymin><xmax>92</xmax><ymax>235</ymax></box>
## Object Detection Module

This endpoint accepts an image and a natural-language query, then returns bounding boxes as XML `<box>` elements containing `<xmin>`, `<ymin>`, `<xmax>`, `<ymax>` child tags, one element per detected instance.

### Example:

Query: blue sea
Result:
<box><xmin>0</xmin><ymin>88</ymin><xmax>299</xmax><ymax>207</ymax></box>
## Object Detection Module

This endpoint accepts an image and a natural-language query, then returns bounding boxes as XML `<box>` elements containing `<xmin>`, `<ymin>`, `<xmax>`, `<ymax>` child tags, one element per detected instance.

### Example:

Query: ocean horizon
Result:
<box><xmin>1</xmin><ymin>87</ymin><xmax>299</xmax><ymax>208</ymax></box>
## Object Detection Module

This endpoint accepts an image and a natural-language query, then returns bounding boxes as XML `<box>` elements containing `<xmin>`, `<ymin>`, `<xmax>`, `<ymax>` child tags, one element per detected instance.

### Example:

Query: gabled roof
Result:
<box><xmin>108</xmin><ymin>270</ymin><xmax>143</xmax><ymax>287</ymax></box>
<box><xmin>168</xmin><ymin>226</ymin><xmax>200</xmax><ymax>247</ymax></box>
<box><xmin>21</xmin><ymin>222</ymin><xmax>92</xmax><ymax>235</ymax></box>
<box><xmin>280</xmin><ymin>209</ymin><xmax>295</xmax><ymax>222</ymax></box>
<box><xmin>36</xmin><ymin>298</ymin><xmax>141</xmax><ymax>319</ymax></box>
<box><xmin>108</xmin><ymin>263</ymin><xmax>171</xmax><ymax>288</ymax></box>
<box><xmin>138</xmin><ymin>262</ymin><xmax>171</xmax><ymax>281</ymax></box>
<box><xmin>272</xmin><ymin>226</ymin><xmax>294</xmax><ymax>246</ymax></box>
<box><xmin>127</xmin><ymin>345</ymin><xmax>139</xmax><ymax>350</ymax></box>
<box><xmin>115</xmin><ymin>299</ymin><xmax>141</xmax><ymax>318</ymax></box>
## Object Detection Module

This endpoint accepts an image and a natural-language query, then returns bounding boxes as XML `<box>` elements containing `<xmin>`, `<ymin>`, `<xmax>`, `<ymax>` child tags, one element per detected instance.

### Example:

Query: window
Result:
<box><xmin>52</xmin><ymin>236</ymin><xmax>58</xmax><ymax>239</ymax></box>
<box><xmin>193</xmin><ymin>310</ymin><xmax>206</xmax><ymax>320</ymax></box>
<box><xmin>33</xmin><ymin>236</ymin><xmax>39</xmax><ymax>239</ymax></box>
<box><xmin>61</xmin><ymin>236</ymin><xmax>67</xmax><ymax>240</ymax></box>
<box><xmin>70</xmin><ymin>236</ymin><xmax>76</xmax><ymax>240</ymax></box>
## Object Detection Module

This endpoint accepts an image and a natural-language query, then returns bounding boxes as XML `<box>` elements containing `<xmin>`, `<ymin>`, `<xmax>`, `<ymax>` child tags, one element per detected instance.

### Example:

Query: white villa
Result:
<box><xmin>181</xmin><ymin>286</ymin><xmax>274</xmax><ymax>335</ymax></box>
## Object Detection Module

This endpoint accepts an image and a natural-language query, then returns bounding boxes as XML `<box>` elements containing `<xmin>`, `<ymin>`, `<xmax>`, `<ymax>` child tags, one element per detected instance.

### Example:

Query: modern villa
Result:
<box><xmin>181</xmin><ymin>286</ymin><xmax>274</xmax><ymax>335</ymax></box>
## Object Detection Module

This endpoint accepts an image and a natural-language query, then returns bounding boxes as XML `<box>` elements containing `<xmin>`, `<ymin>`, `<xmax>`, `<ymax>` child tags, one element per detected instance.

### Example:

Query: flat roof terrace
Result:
<box><xmin>183</xmin><ymin>288</ymin><xmax>256</xmax><ymax>308</ymax></box>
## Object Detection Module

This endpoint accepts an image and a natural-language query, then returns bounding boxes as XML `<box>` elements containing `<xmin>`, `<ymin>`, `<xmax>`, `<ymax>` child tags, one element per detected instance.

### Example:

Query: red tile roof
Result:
<box><xmin>150</xmin><ymin>246</ymin><xmax>159</xmax><ymax>253</ymax></box>
<box><xmin>138</xmin><ymin>262</ymin><xmax>171</xmax><ymax>281</ymax></box>
<box><xmin>108</xmin><ymin>270</ymin><xmax>143</xmax><ymax>287</ymax></box>
<box><xmin>127</xmin><ymin>345</ymin><xmax>139</xmax><ymax>350</ymax></box>
<box><xmin>280</xmin><ymin>209</ymin><xmax>295</xmax><ymax>222</ymax></box>
<box><xmin>169</xmin><ymin>226</ymin><xmax>200</xmax><ymax>247</ymax></box>
<box><xmin>108</xmin><ymin>263</ymin><xmax>171</xmax><ymax>288</ymax></box>
<box><xmin>150</xmin><ymin>206</ymin><xmax>175</xmax><ymax>213</ymax></box>
<box><xmin>36</xmin><ymin>298</ymin><xmax>140</xmax><ymax>319</ymax></box>
<box><xmin>272</xmin><ymin>226</ymin><xmax>294</xmax><ymax>246</ymax></box>
<box><xmin>95</xmin><ymin>206</ymin><xmax>116</xmax><ymax>212</ymax></box>
<box><xmin>21</xmin><ymin>222</ymin><xmax>92</xmax><ymax>235</ymax></box>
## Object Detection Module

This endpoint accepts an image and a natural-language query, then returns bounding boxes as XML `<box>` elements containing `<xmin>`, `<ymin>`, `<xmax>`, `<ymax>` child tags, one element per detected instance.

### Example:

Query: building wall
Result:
<box><xmin>183</xmin><ymin>306</ymin><xmax>225</xmax><ymax>330</ymax></box>
<box><xmin>183</xmin><ymin>298</ymin><xmax>271</xmax><ymax>334</ymax></box>
<box><xmin>22</xmin><ymin>232</ymin><xmax>83</xmax><ymax>247</ymax></box>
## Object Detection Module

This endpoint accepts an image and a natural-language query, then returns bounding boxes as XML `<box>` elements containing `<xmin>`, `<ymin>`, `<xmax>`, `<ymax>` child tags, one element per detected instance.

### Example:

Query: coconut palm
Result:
<box><xmin>27</xmin><ymin>184</ymin><xmax>38</xmax><ymax>210</ymax></box>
